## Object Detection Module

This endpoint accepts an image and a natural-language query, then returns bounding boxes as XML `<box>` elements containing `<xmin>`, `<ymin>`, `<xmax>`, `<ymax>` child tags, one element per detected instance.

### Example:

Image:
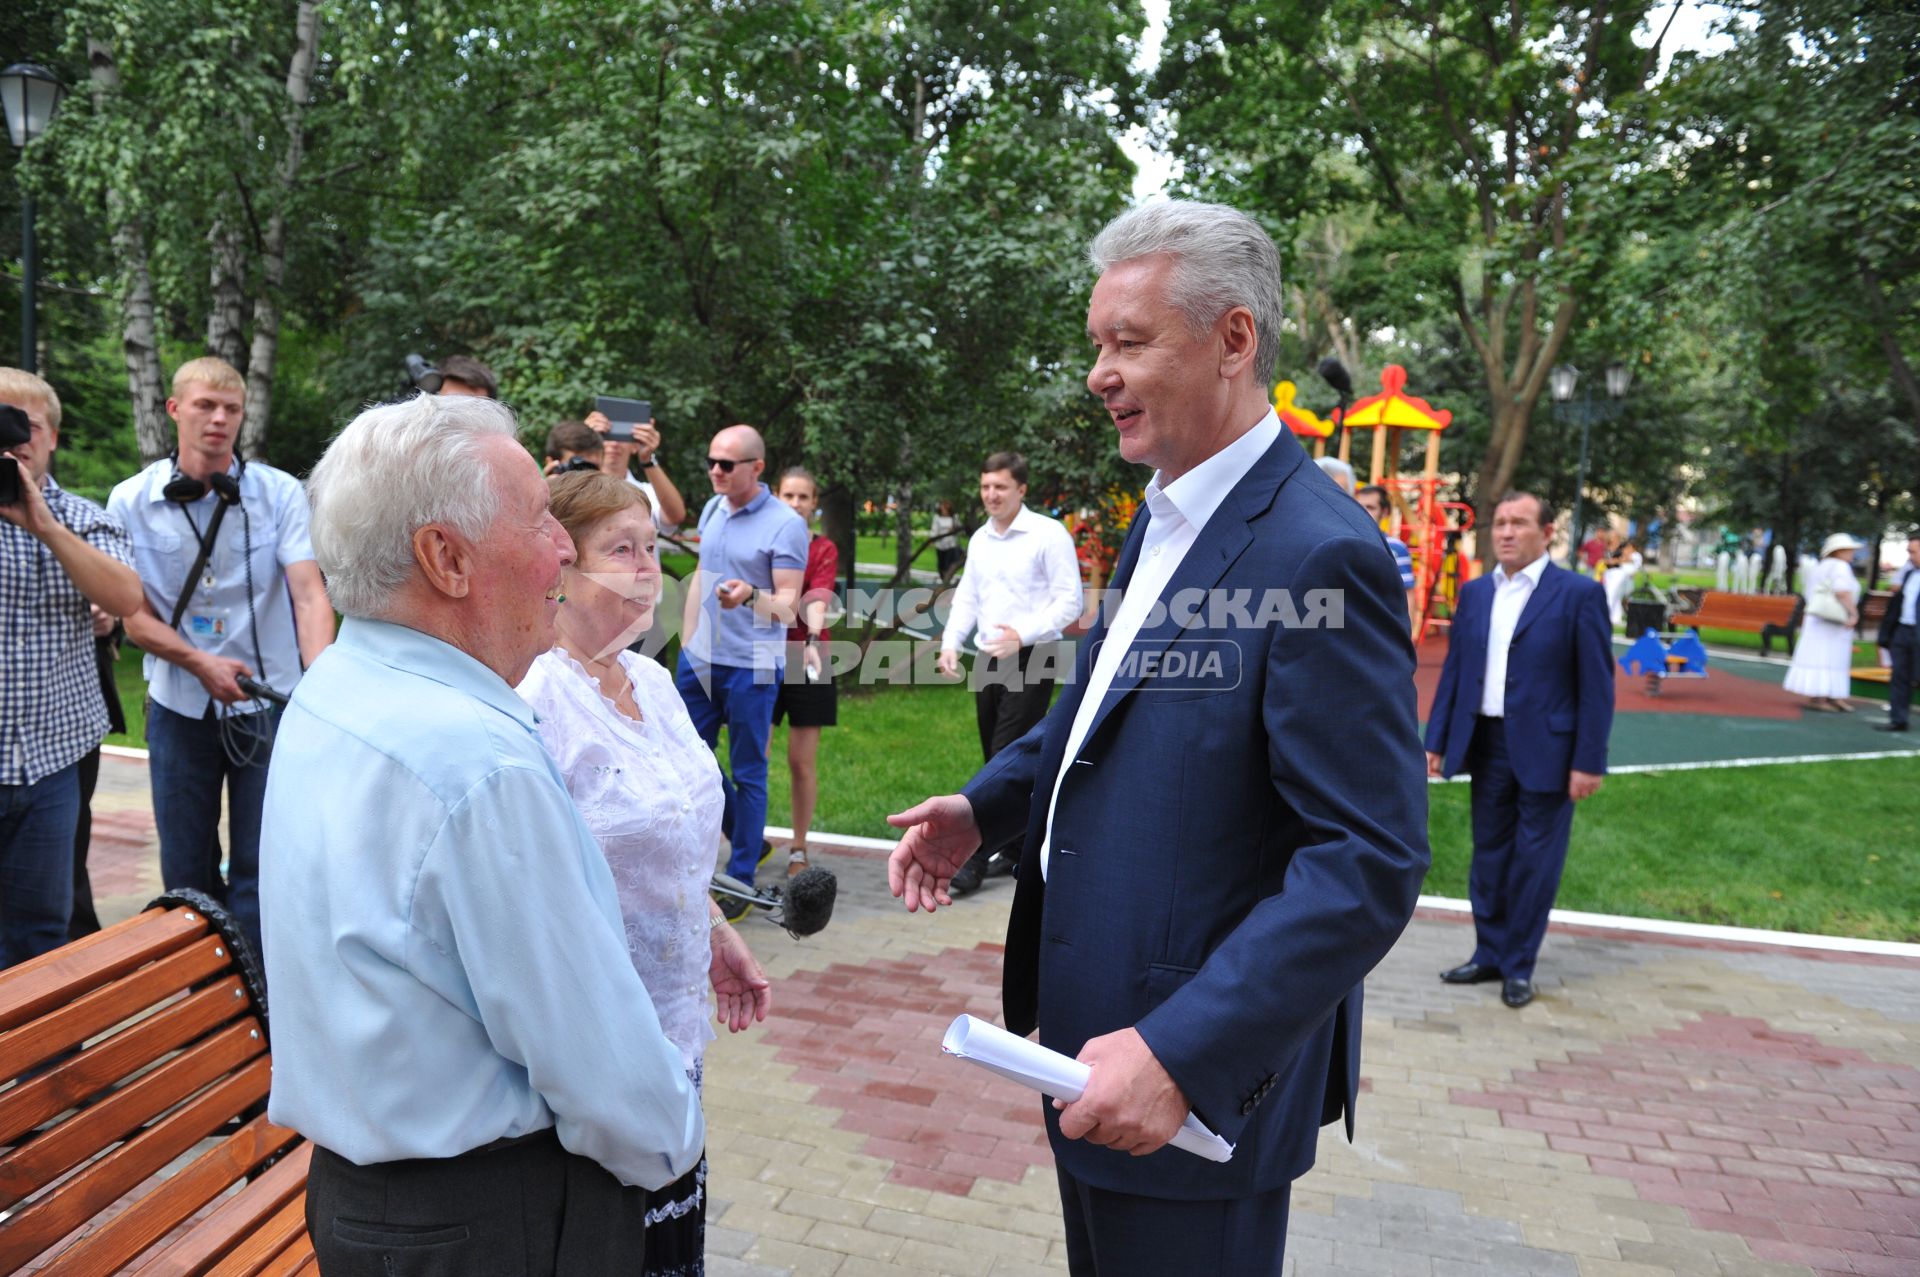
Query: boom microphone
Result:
<box><xmin>710</xmin><ymin>867</ymin><xmax>838</xmax><ymax>938</ymax></box>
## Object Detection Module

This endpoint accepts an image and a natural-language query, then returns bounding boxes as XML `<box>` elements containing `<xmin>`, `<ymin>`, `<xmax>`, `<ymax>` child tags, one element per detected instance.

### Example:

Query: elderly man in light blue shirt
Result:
<box><xmin>261</xmin><ymin>392</ymin><xmax>701</xmax><ymax>1275</ymax></box>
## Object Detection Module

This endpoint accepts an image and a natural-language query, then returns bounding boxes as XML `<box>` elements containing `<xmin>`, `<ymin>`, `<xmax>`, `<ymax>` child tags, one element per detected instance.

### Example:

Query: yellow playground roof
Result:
<box><xmin>1337</xmin><ymin>364</ymin><xmax>1452</xmax><ymax>431</ymax></box>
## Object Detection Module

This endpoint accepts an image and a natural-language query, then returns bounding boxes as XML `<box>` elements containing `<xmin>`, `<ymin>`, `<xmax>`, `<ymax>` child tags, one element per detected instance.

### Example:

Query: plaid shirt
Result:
<box><xmin>0</xmin><ymin>477</ymin><xmax>134</xmax><ymax>785</ymax></box>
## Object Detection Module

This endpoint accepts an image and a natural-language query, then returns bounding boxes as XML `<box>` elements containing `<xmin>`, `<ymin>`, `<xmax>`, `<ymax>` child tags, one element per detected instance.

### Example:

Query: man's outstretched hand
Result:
<box><xmin>1054</xmin><ymin>1027</ymin><xmax>1190</xmax><ymax>1156</ymax></box>
<box><xmin>885</xmin><ymin>794</ymin><xmax>981</xmax><ymax>912</ymax></box>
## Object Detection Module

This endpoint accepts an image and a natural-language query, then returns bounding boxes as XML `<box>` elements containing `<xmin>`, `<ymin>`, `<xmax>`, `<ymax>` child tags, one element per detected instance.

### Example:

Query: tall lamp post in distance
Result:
<box><xmin>2</xmin><ymin>62</ymin><xmax>68</xmax><ymax>374</ymax></box>
<box><xmin>1550</xmin><ymin>360</ymin><xmax>1632</xmax><ymax>566</ymax></box>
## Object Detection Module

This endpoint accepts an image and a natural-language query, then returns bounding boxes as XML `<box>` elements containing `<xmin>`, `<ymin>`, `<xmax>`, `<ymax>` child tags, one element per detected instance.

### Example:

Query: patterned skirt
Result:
<box><xmin>642</xmin><ymin>1060</ymin><xmax>706</xmax><ymax>1276</ymax></box>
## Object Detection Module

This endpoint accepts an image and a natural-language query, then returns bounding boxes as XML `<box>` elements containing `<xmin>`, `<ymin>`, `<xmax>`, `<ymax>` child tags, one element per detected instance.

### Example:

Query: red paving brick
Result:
<box><xmin>759</xmin><ymin>942</ymin><xmax>1054</xmax><ymax>1195</ymax></box>
<box><xmin>1483</xmin><ymin>1012</ymin><xmax>1920</xmax><ymax>1275</ymax></box>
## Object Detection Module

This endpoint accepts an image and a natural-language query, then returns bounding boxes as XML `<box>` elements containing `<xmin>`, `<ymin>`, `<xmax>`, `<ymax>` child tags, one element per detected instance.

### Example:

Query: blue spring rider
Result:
<box><xmin>1618</xmin><ymin>629</ymin><xmax>1708</xmax><ymax>696</ymax></box>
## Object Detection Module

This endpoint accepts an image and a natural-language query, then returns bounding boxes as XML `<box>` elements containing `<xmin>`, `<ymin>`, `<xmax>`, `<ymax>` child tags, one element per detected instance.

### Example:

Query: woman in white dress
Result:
<box><xmin>518</xmin><ymin>471</ymin><xmax>770</xmax><ymax>1277</ymax></box>
<box><xmin>1783</xmin><ymin>533</ymin><xmax>1863</xmax><ymax>713</ymax></box>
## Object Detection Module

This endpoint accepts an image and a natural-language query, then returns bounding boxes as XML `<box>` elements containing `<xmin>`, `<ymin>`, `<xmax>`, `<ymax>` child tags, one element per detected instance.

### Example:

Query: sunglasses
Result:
<box><xmin>706</xmin><ymin>456</ymin><xmax>747</xmax><ymax>473</ymax></box>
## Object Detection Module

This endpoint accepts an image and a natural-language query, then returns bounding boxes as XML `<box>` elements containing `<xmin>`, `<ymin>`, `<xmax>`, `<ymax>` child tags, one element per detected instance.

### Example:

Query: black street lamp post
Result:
<box><xmin>2</xmin><ymin>62</ymin><xmax>68</xmax><ymax>374</ymax></box>
<box><xmin>1550</xmin><ymin>360</ymin><xmax>1632</xmax><ymax>562</ymax></box>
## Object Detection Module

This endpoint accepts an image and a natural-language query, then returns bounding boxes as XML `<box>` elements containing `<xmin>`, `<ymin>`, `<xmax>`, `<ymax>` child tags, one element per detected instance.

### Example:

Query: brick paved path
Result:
<box><xmin>78</xmin><ymin>754</ymin><xmax>1920</xmax><ymax>1276</ymax></box>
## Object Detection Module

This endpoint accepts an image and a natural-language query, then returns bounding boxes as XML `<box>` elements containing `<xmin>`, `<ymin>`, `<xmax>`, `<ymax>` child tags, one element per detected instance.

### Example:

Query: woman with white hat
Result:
<box><xmin>1784</xmin><ymin>533</ymin><xmax>1864</xmax><ymax>711</ymax></box>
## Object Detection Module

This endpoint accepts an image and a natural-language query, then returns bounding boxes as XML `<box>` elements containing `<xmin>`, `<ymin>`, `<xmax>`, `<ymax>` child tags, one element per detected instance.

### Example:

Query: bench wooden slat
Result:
<box><xmin>37</xmin><ymin>1117</ymin><xmax>300</xmax><ymax>1277</ymax></box>
<box><xmin>204</xmin><ymin>1191</ymin><xmax>309</xmax><ymax>1277</ymax></box>
<box><xmin>252</xmin><ymin>1233</ymin><xmax>316</xmax><ymax>1277</ymax></box>
<box><xmin>0</xmin><ymin>976</ymin><xmax>251</xmax><ymax>1146</ymax></box>
<box><xmin>0</xmin><ymin>910</ymin><xmax>208</xmax><ymax>1035</ymax></box>
<box><xmin>126</xmin><ymin>1143</ymin><xmax>311</xmax><ymax>1277</ymax></box>
<box><xmin>0</xmin><ymin>1058</ymin><xmax>271</xmax><ymax>1271</ymax></box>
<box><xmin>0</xmin><ymin>937</ymin><xmax>238</xmax><ymax>1079</ymax></box>
<box><xmin>0</xmin><ymin>1020</ymin><xmax>267</xmax><ymax>1211</ymax></box>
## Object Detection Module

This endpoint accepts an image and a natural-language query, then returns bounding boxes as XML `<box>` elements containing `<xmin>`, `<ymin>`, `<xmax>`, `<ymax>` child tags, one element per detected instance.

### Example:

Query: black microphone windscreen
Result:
<box><xmin>1317</xmin><ymin>356</ymin><xmax>1354</xmax><ymax>398</ymax></box>
<box><xmin>780</xmin><ymin>867</ymin><xmax>837</xmax><ymax>938</ymax></box>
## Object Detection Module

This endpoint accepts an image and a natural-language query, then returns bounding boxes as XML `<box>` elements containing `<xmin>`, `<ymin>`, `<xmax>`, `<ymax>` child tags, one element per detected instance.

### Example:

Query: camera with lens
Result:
<box><xmin>0</xmin><ymin>402</ymin><xmax>32</xmax><ymax>506</ymax></box>
<box><xmin>553</xmin><ymin>456</ymin><xmax>600</xmax><ymax>475</ymax></box>
<box><xmin>402</xmin><ymin>353</ymin><xmax>443</xmax><ymax>394</ymax></box>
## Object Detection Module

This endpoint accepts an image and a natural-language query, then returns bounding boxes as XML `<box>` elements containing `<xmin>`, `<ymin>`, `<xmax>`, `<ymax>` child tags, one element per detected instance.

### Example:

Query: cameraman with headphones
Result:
<box><xmin>1</xmin><ymin>368</ymin><xmax>142</xmax><ymax>972</ymax></box>
<box><xmin>109</xmin><ymin>357</ymin><xmax>334</xmax><ymax>966</ymax></box>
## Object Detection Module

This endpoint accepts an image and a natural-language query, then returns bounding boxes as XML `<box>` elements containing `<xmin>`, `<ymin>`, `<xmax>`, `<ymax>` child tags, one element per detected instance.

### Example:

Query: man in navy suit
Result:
<box><xmin>1424</xmin><ymin>492</ymin><xmax>1615</xmax><ymax>1008</ymax></box>
<box><xmin>887</xmin><ymin>201</ymin><xmax>1429</xmax><ymax>1275</ymax></box>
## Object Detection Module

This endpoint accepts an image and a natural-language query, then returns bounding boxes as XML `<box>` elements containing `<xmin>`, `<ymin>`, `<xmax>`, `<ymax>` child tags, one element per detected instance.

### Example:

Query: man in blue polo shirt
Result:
<box><xmin>678</xmin><ymin>424</ymin><xmax>807</xmax><ymax>896</ymax></box>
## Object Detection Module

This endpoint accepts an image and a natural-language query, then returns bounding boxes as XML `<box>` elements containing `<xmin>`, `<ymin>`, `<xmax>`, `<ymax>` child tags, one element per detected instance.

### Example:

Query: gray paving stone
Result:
<box><xmin>1329</xmin><ymin>1241</ymin><xmax>1434</xmax><ymax>1275</ymax></box>
<box><xmin>706</xmin><ymin>1257</ymin><xmax>792</xmax><ymax>1277</ymax></box>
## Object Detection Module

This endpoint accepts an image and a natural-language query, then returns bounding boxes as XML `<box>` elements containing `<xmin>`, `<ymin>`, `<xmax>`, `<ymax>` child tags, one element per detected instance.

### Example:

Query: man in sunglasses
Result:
<box><xmin>677</xmin><ymin>425</ymin><xmax>807</xmax><ymax>901</ymax></box>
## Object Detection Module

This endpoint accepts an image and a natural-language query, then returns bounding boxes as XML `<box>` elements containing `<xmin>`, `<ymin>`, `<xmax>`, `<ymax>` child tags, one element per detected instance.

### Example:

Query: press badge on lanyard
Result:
<box><xmin>186</xmin><ymin>564</ymin><xmax>230</xmax><ymax>647</ymax></box>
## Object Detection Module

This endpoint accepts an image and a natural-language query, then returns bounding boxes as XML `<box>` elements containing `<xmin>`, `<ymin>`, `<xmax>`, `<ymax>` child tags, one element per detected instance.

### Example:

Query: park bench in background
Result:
<box><xmin>0</xmin><ymin>894</ymin><xmax>313</xmax><ymax>1276</ymax></box>
<box><xmin>1670</xmin><ymin>590</ymin><xmax>1801</xmax><ymax>656</ymax></box>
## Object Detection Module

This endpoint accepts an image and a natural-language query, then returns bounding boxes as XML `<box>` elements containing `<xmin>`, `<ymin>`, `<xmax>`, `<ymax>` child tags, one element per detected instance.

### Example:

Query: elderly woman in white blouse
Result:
<box><xmin>518</xmin><ymin>470</ymin><xmax>769</xmax><ymax>1276</ymax></box>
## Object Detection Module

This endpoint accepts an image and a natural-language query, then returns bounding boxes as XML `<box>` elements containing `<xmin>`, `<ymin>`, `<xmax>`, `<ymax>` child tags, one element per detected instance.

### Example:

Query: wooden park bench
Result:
<box><xmin>0</xmin><ymin>894</ymin><xmax>313</xmax><ymax>1275</ymax></box>
<box><xmin>1670</xmin><ymin>590</ymin><xmax>1802</xmax><ymax>656</ymax></box>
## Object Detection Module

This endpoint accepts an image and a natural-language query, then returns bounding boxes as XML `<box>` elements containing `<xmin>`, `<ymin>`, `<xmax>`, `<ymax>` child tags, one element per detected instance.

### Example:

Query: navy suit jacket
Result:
<box><xmin>961</xmin><ymin>429</ymin><xmax>1430</xmax><ymax>1201</ymax></box>
<box><xmin>1423</xmin><ymin>562</ymin><xmax>1615</xmax><ymax>792</ymax></box>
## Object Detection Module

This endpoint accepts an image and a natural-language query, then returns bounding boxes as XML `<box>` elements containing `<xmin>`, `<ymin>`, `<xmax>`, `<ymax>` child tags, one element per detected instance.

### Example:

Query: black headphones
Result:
<box><xmin>163</xmin><ymin>449</ymin><xmax>245</xmax><ymax>506</ymax></box>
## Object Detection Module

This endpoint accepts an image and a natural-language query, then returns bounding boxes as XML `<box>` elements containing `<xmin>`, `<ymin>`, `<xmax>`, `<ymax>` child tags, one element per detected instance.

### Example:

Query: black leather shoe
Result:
<box><xmin>1502</xmin><ymin>978</ymin><xmax>1535</xmax><ymax>1008</ymax></box>
<box><xmin>1439</xmin><ymin>962</ymin><xmax>1502</xmax><ymax>985</ymax></box>
<box><xmin>984</xmin><ymin>851</ymin><xmax>1017</xmax><ymax>878</ymax></box>
<box><xmin>1874</xmin><ymin>722</ymin><xmax>1910</xmax><ymax>733</ymax></box>
<box><xmin>948</xmin><ymin>856</ymin><xmax>986</xmax><ymax>898</ymax></box>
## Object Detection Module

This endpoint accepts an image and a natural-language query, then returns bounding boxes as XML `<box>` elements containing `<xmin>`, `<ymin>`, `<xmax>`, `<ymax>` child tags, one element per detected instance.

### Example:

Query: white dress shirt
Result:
<box><xmin>1040</xmin><ymin>411</ymin><xmax>1283</xmax><ymax>878</ymax></box>
<box><xmin>941</xmin><ymin>503</ymin><xmax>1083</xmax><ymax>653</ymax></box>
<box><xmin>1479</xmin><ymin>552</ymin><xmax>1550</xmax><ymax>718</ymax></box>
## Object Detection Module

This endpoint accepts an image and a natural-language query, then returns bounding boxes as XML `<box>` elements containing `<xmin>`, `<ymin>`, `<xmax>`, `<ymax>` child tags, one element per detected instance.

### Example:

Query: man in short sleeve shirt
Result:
<box><xmin>676</xmin><ymin>424</ymin><xmax>807</xmax><ymax>891</ymax></box>
<box><xmin>108</xmin><ymin>357</ymin><xmax>334</xmax><ymax>964</ymax></box>
<box><xmin>0</xmin><ymin>368</ymin><xmax>142</xmax><ymax>969</ymax></box>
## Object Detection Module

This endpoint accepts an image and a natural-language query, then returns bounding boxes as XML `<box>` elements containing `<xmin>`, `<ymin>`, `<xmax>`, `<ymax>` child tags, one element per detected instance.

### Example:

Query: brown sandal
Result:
<box><xmin>787</xmin><ymin>846</ymin><xmax>810</xmax><ymax>877</ymax></box>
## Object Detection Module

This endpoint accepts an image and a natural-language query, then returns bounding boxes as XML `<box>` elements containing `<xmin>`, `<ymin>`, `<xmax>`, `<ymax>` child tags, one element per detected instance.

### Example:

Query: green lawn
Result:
<box><xmin>107</xmin><ymin>646</ymin><xmax>1915</xmax><ymax>941</ymax></box>
<box><xmin>1427</xmin><ymin>760</ymin><xmax>1919</xmax><ymax>942</ymax></box>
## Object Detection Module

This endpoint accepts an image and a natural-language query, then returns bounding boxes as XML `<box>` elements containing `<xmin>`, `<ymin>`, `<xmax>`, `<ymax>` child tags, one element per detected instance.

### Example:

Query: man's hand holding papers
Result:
<box><xmin>1054</xmin><ymin>1026</ymin><xmax>1190</xmax><ymax>1157</ymax></box>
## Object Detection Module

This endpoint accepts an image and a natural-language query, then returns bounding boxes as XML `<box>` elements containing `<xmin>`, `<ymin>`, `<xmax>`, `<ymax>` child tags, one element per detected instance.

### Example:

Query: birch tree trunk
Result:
<box><xmin>239</xmin><ymin>0</ymin><xmax>320</xmax><ymax>461</ymax></box>
<box><xmin>86</xmin><ymin>37</ymin><xmax>170</xmax><ymax>463</ymax></box>
<box><xmin>206</xmin><ymin>219</ymin><xmax>249</xmax><ymax>369</ymax></box>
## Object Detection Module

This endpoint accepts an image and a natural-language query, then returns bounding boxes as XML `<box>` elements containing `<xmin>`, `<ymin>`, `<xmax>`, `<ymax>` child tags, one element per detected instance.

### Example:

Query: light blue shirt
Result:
<box><xmin>108</xmin><ymin>458</ymin><xmax>315</xmax><ymax>717</ymax></box>
<box><xmin>260</xmin><ymin>618</ymin><xmax>703</xmax><ymax>1189</ymax></box>
<box><xmin>1901</xmin><ymin>565</ymin><xmax>1919</xmax><ymax>627</ymax></box>
<box><xmin>684</xmin><ymin>484</ymin><xmax>808</xmax><ymax>670</ymax></box>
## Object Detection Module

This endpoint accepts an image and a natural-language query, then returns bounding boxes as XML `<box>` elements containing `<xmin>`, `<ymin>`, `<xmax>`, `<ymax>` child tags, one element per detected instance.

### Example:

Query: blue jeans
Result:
<box><xmin>0</xmin><ymin>762</ymin><xmax>80</xmax><ymax>970</ymax></box>
<box><xmin>675</xmin><ymin>657</ymin><xmax>779</xmax><ymax>884</ymax></box>
<box><xmin>146</xmin><ymin>701</ymin><xmax>276</xmax><ymax>967</ymax></box>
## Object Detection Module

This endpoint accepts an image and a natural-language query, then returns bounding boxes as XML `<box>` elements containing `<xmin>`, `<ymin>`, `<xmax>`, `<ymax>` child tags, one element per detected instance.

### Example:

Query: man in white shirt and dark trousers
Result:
<box><xmin>938</xmin><ymin>452</ymin><xmax>1082</xmax><ymax>896</ymax></box>
<box><xmin>1876</xmin><ymin>537</ymin><xmax>1920</xmax><ymax>733</ymax></box>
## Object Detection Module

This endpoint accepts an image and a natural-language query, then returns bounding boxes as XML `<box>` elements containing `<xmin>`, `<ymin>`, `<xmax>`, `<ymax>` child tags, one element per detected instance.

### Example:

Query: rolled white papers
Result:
<box><xmin>941</xmin><ymin>1013</ymin><xmax>1234</xmax><ymax>1163</ymax></box>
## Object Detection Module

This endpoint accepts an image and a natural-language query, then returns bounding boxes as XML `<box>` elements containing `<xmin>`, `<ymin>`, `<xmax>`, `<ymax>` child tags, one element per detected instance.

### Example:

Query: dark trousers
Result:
<box><xmin>1057</xmin><ymin>1165</ymin><xmax>1290</xmax><ymax>1276</ymax></box>
<box><xmin>1888</xmin><ymin>624</ymin><xmax>1916</xmax><ymax>728</ymax></box>
<box><xmin>0</xmin><ymin>761</ymin><xmax>79</xmax><ymax>970</ymax></box>
<box><xmin>1466</xmin><ymin>716</ymin><xmax>1576</xmax><ymax>982</ymax></box>
<box><xmin>68</xmin><ymin>747</ymin><xmax>103</xmax><ymax>941</ymax></box>
<box><xmin>972</xmin><ymin>643</ymin><xmax>1058</xmax><ymax>864</ymax></box>
<box><xmin>307</xmin><ymin>1129</ymin><xmax>649</xmax><ymax>1277</ymax></box>
<box><xmin>145</xmin><ymin>701</ymin><xmax>275</xmax><ymax>967</ymax></box>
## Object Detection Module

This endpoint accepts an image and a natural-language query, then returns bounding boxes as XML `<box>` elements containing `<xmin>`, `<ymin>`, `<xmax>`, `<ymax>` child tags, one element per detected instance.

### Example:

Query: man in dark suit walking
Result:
<box><xmin>887</xmin><ymin>201</ymin><xmax>1429</xmax><ymax>1275</ymax></box>
<box><xmin>1424</xmin><ymin>492</ymin><xmax>1615</xmax><ymax>1008</ymax></box>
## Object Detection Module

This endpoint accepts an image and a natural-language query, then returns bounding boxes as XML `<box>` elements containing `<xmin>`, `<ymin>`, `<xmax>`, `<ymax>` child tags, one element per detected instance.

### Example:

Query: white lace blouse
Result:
<box><xmin>518</xmin><ymin>648</ymin><xmax>725</xmax><ymax>1069</ymax></box>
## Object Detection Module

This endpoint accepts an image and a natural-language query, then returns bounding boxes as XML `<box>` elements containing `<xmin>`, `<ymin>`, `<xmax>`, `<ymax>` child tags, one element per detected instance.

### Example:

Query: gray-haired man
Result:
<box><xmin>261</xmin><ymin>393</ymin><xmax>701</xmax><ymax>1275</ymax></box>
